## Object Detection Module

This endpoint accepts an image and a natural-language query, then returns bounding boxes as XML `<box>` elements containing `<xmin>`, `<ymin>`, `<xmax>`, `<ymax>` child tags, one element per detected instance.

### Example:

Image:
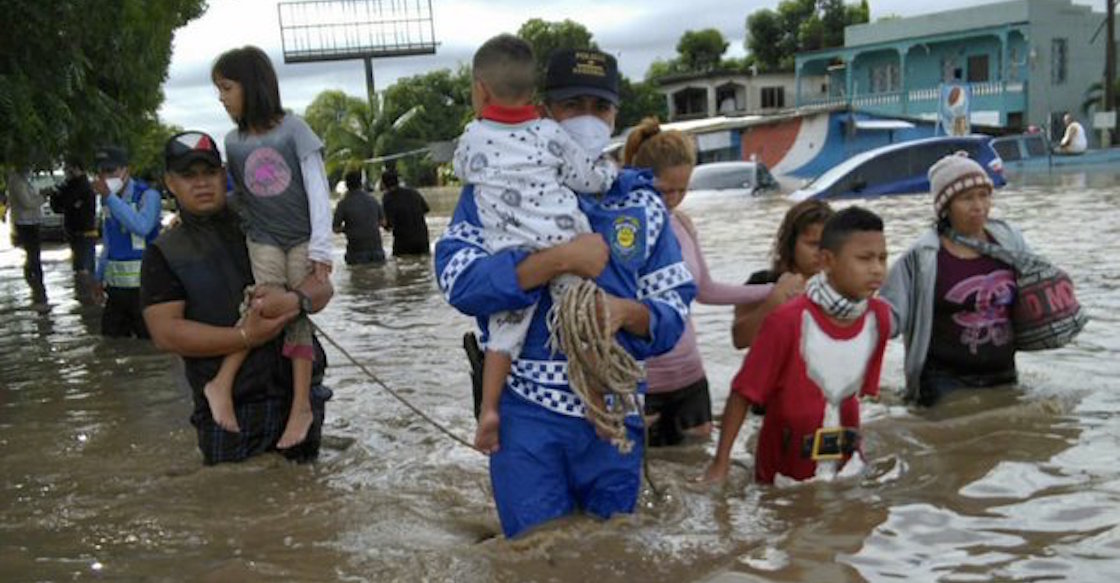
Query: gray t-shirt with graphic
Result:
<box><xmin>224</xmin><ymin>115</ymin><xmax>324</xmax><ymax>249</ymax></box>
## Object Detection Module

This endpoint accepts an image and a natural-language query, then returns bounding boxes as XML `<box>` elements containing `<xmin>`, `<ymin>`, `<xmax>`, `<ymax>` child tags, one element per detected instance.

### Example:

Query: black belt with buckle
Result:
<box><xmin>800</xmin><ymin>427</ymin><xmax>860</xmax><ymax>461</ymax></box>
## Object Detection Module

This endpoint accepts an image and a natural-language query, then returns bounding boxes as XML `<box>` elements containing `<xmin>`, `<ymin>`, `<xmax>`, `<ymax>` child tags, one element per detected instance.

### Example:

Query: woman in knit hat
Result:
<box><xmin>880</xmin><ymin>151</ymin><xmax>1031</xmax><ymax>406</ymax></box>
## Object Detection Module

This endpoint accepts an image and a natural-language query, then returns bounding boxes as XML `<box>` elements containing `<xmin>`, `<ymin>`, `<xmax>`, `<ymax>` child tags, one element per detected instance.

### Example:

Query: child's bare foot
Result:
<box><xmin>474</xmin><ymin>408</ymin><xmax>501</xmax><ymax>454</ymax></box>
<box><xmin>277</xmin><ymin>406</ymin><xmax>313</xmax><ymax>449</ymax></box>
<box><xmin>203</xmin><ymin>380</ymin><xmax>240</xmax><ymax>433</ymax></box>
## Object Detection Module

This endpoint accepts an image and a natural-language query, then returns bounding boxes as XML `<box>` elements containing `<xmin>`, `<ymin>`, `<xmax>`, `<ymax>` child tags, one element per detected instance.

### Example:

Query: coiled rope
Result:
<box><xmin>547</xmin><ymin>279</ymin><xmax>645</xmax><ymax>453</ymax></box>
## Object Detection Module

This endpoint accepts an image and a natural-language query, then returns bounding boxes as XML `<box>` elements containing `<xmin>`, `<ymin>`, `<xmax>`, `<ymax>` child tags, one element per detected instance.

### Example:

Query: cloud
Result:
<box><xmin>160</xmin><ymin>0</ymin><xmax>1106</xmax><ymax>138</ymax></box>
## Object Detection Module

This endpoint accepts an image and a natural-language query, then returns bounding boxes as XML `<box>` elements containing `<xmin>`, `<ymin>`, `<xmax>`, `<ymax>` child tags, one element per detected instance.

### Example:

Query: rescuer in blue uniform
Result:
<box><xmin>434</xmin><ymin>49</ymin><xmax>696</xmax><ymax>538</ymax></box>
<box><xmin>93</xmin><ymin>145</ymin><xmax>162</xmax><ymax>338</ymax></box>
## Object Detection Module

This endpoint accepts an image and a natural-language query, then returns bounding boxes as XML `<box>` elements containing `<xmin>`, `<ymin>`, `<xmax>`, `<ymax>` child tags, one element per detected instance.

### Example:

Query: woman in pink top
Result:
<box><xmin>622</xmin><ymin>118</ymin><xmax>775</xmax><ymax>446</ymax></box>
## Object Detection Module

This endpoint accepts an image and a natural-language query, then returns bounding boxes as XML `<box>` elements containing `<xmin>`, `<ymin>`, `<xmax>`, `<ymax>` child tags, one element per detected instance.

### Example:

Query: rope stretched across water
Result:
<box><xmin>547</xmin><ymin>279</ymin><xmax>646</xmax><ymax>454</ymax></box>
<box><xmin>314</xmin><ymin>308</ymin><xmax>661</xmax><ymax>495</ymax></box>
<box><xmin>310</xmin><ymin>322</ymin><xmax>479</xmax><ymax>453</ymax></box>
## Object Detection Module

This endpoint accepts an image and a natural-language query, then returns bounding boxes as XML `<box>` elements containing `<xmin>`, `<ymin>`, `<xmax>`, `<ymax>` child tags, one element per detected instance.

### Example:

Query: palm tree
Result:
<box><xmin>303</xmin><ymin>90</ymin><xmax>423</xmax><ymax>187</ymax></box>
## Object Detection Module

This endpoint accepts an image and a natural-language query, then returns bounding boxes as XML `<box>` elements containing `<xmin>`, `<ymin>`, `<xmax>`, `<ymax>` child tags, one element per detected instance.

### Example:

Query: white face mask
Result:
<box><xmin>105</xmin><ymin>177</ymin><xmax>123</xmax><ymax>195</ymax></box>
<box><xmin>558</xmin><ymin>115</ymin><xmax>612</xmax><ymax>155</ymax></box>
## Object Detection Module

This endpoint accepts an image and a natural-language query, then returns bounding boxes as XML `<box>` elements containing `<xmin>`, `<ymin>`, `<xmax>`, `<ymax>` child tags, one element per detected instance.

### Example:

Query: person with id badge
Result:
<box><xmin>93</xmin><ymin>145</ymin><xmax>162</xmax><ymax>338</ymax></box>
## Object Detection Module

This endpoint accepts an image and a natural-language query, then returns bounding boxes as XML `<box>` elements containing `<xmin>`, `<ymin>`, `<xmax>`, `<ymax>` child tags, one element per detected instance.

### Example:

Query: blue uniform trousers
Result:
<box><xmin>490</xmin><ymin>391</ymin><xmax>644</xmax><ymax>538</ymax></box>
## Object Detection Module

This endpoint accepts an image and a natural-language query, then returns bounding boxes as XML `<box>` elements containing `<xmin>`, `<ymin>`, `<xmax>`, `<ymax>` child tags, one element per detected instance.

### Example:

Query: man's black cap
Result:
<box><xmin>93</xmin><ymin>146</ymin><xmax>129</xmax><ymax>171</ymax></box>
<box><xmin>544</xmin><ymin>49</ymin><xmax>620</xmax><ymax>106</ymax></box>
<box><xmin>164</xmin><ymin>131</ymin><xmax>222</xmax><ymax>173</ymax></box>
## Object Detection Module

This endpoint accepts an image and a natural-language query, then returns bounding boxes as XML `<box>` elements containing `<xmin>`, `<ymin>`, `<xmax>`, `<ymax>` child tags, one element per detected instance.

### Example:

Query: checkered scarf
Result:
<box><xmin>805</xmin><ymin>272</ymin><xmax>868</xmax><ymax>320</ymax></box>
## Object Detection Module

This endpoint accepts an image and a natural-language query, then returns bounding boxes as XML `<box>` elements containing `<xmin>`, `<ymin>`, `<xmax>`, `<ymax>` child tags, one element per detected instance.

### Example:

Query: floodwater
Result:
<box><xmin>2</xmin><ymin>171</ymin><xmax>1118</xmax><ymax>582</ymax></box>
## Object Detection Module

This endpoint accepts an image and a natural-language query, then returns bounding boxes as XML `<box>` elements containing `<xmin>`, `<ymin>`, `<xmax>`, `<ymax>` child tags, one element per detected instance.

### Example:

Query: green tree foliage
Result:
<box><xmin>646</xmin><ymin>30</ymin><xmax>752</xmax><ymax>84</ymax></box>
<box><xmin>803</xmin><ymin>0</ymin><xmax>870</xmax><ymax>51</ymax></box>
<box><xmin>644</xmin><ymin>58</ymin><xmax>688</xmax><ymax>82</ymax></box>
<box><xmin>380</xmin><ymin>67</ymin><xmax>473</xmax><ymax>186</ymax></box>
<box><xmin>720</xmin><ymin>57</ymin><xmax>756</xmax><ymax>74</ymax></box>
<box><xmin>0</xmin><ymin>0</ymin><xmax>207</xmax><ymax>170</ymax></box>
<box><xmin>745</xmin><ymin>9</ymin><xmax>787</xmax><ymax>74</ymax></box>
<box><xmin>618</xmin><ymin>78</ymin><xmax>669</xmax><ymax>129</ymax></box>
<box><xmin>304</xmin><ymin>90</ymin><xmax>360</xmax><ymax>150</ymax></box>
<box><xmin>132</xmin><ymin>117</ymin><xmax>185</xmax><ymax>182</ymax></box>
<box><xmin>304</xmin><ymin>68</ymin><xmax>473</xmax><ymax>188</ymax></box>
<box><xmin>676</xmin><ymin>29</ymin><xmax>730</xmax><ymax>72</ymax></box>
<box><xmin>747</xmin><ymin>0</ymin><xmax>868</xmax><ymax>72</ymax></box>
<box><xmin>304</xmin><ymin>90</ymin><xmax>387</xmax><ymax>185</ymax></box>
<box><xmin>516</xmin><ymin>18</ymin><xmax>598</xmax><ymax>85</ymax></box>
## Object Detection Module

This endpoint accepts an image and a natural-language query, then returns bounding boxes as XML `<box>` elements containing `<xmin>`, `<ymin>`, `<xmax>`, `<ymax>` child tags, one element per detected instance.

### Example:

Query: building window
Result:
<box><xmin>1007</xmin><ymin>111</ymin><xmax>1024</xmax><ymax>130</ymax></box>
<box><xmin>870</xmin><ymin>62</ymin><xmax>900</xmax><ymax>93</ymax></box>
<box><xmin>716</xmin><ymin>84</ymin><xmax>744</xmax><ymax>113</ymax></box>
<box><xmin>967</xmin><ymin>55</ymin><xmax>989</xmax><ymax>83</ymax></box>
<box><xmin>1009</xmin><ymin>47</ymin><xmax>1020</xmax><ymax>81</ymax></box>
<box><xmin>942</xmin><ymin>56</ymin><xmax>962</xmax><ymax>82</ymax></box>
<box><xmin>761</xmin><ymin>86</ymin><xmax>785</xmax><ymax>109</ymax></box>
<box><xmin>1052</xmin><ymin>38</ymin><xmax>1067</xmax><ymax>85</ymax></box>
<box><xmin>673</xmin><ymin>87</ymin><xmax>709</xmax><ymax>119</ymax></box>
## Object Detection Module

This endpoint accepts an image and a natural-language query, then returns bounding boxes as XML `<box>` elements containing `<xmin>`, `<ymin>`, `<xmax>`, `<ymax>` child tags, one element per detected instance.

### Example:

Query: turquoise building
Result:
<box><xmin>795</xmin><ymin>0</ymin><xmax>1113</xmax><ymax>134</ymax></box>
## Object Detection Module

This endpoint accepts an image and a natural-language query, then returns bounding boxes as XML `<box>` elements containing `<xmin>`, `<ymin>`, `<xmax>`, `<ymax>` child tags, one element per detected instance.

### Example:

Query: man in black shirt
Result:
<box><xmin>379</xmin><ymin>168</ymin><xmax>430</xmax><ymax>256</ymax></box>
<box><xmin>51</xmin><ymin>162</ymin><xmax>99</xmax><ymax>301</ymax></box>
<box><xmin>332</xmin><ymin>170</ymin><xmax>385</xmax><ymax>265</ymax></box>
<box><xmin>140</xmin><ymin>130</ymin><xmax>333</xmax><ymax>464</ymax></box>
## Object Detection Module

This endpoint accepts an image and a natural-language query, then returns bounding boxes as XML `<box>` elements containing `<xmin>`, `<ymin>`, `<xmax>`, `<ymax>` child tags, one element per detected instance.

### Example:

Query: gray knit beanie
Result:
<box><xmin>928</xmin><ymin>151</ymin><xmax>993</xmax><ymax>217</ymax></box>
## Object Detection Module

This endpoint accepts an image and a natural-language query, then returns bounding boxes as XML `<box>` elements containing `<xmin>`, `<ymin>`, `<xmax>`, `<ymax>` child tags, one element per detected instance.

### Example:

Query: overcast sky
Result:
<box><xmin>159</xmin><ymin>0</ymin><xmax>1107</xmax><ymax>141</ymax></box>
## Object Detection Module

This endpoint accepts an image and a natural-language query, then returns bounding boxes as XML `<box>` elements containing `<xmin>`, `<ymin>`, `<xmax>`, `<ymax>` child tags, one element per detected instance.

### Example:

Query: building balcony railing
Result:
<box><xmin>853</xmin><ymin>91</ymin><xmax>902</xmax><ymax>107</ymax></box>
<box><xmin>798</xmin><ymin>95</ymin><xmax>848</xmax><ymax>110</ymax></box>
<box><xmin>799</xmin><ymin>80</ymin><xmax>1026</xmax><ymax>114</ymax></box>
<box><xmin>908</xmin><ymin>87</ymin><xmax>939</xmax><ymax>102</ymax></box>
<box><xmin>905</xmin><ymin>80</ymin><xmax>1025</xmax><ymax>103</ymax></box>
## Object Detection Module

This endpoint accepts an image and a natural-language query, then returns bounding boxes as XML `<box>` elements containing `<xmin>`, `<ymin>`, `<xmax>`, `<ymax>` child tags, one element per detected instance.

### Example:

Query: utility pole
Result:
<box><xmin>1108</xmin><ymin>0</ymin><xmax>1116</xmax><ymax>142</ymax></box>
<box><xmin>364</xmin><ymin>57</ymin><xmax>376</xmax><ymax>113</ymax></box>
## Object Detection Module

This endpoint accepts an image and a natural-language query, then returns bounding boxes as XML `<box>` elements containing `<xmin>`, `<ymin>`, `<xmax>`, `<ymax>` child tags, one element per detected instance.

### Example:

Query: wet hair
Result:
<box><xmin>819</xmin><ymin>206</ymin><xmax>884</xmax><ymax>253</ymax></box>
<box><xmin>473</xmin><ymin>34</ymin><xmax>536</xmax><ymax>101</ymax></box>
<box><xmin>622</xmin><ymin>117</ymin><xmax>695</xmax><ymax>175</ymax></box>
<box><xmin>770</xmin><ymin>199</ymin><xmax>835</xmax><ymax>273</ymax></box>
<box><xmin>211</xmin><ymin>46</ymin><xmax>284</xmax><ymax>133</ymax></box>
<box><xmin>344</xmin><ymin>170</ymin><xmax>362</xmax><ymax>190</ymax></box>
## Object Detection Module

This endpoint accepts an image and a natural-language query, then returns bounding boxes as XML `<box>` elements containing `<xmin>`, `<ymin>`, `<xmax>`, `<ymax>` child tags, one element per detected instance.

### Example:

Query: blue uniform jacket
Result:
<box><xmin>435</xmin><ymin>168</ymin><xmax>697</xmax><ymax>419</ymax></box>
<box><xmin>96</xmin><ymin>179</ymin><xmax>162</xmax><ymax>284</ymax></box>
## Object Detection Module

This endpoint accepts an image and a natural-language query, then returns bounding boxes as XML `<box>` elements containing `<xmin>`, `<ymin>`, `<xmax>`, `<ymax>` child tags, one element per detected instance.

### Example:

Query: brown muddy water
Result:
<box><xmin>1</xmin><ymin>171</ymin><xmax>1118</xmax><ymax>582</ymax></box>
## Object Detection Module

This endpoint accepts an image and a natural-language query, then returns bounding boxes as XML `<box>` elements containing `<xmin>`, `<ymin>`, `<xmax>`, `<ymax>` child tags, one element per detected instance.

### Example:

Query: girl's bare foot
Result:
<box><xmin>203</xmin><ymin>380</ymin><xmax>240</xmax><ymax>433</ymax></box>
<box><xmin>277</xmin><ymin>406</ymin><xmax>313</xmax><ymax>449</ymax></box>
<box><xmin>474</xmin><ymin>409</ymin><xmax>501</xmax><ymax>454</ymax></box>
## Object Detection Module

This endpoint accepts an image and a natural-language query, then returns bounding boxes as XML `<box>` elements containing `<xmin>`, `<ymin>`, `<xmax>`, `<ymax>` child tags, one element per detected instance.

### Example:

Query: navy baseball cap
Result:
<box><xmin>164</xmin><ymin>131</ymin><xmax>222</xmax><ymax>173</ymax></box>
<box><xmin>544</xmin><ymin>49</ymin><xmax>620</xmax><ymax>106</ymax></box>
<box><xmin>94</xmin><ymin>146</ymin><xmax>129</xmax><ymax>171</ymax></box>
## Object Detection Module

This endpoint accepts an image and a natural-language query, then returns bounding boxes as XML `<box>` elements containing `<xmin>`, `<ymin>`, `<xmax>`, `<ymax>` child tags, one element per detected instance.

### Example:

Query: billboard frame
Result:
<box><xmin>277</xmin><ymin>0</ymin><xmax>437</xmax><ymax>64</ymax></box>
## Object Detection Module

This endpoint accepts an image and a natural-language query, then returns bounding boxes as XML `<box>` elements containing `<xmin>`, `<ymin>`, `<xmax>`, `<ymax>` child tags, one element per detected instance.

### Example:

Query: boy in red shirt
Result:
<box><xmin>705</xmin><ymin>207</ymin><xmax>890</xmax><ymax>484</ymax></box>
